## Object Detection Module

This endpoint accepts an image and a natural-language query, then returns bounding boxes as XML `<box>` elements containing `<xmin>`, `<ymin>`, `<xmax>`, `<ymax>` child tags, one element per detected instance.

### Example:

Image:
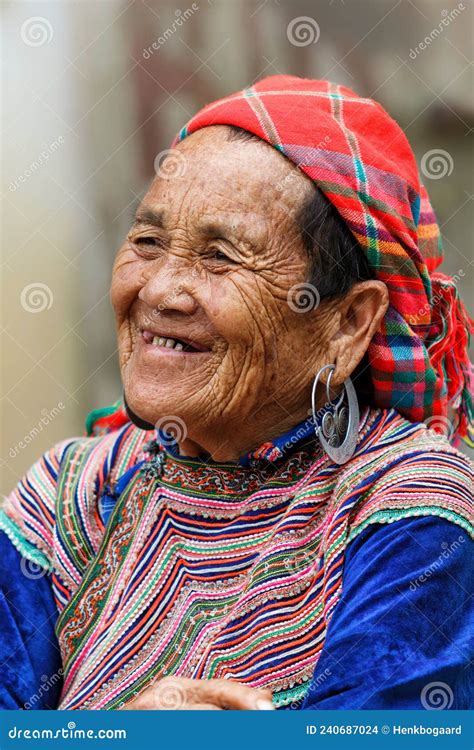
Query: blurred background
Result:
<box><xmin>1</xmin><ymin>0</ymin><xmax>473</xmax><ymax>495</ymax></box>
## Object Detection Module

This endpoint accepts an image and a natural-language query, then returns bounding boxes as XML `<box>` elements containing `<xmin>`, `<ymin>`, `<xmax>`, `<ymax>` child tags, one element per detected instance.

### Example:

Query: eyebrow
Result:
<box><xmin>132</xmin><ymin>206</ymin><xmax>165</xmax><ymax>227</ymax></box>
<box><xmin>199</xmin><ymin>220</ymin><xmax>234</xmax><ymax>240</ymax></box>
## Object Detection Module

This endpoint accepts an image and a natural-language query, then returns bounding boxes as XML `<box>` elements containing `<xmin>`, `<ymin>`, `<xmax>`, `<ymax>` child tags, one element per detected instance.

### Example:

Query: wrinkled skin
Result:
<box><xmin>111</xmin><ymin>126</ymin><xmax>389</xmax><ymax>707</ymax></box>
<box><xmin>111</xmin><ymin>125</ymin><xmax>388</xmax><ymax>462</ymax></box>
<box><xmin>122</xmin><ymin>676</ymin><xmax>275</xmax><ymax>711</ymax></box>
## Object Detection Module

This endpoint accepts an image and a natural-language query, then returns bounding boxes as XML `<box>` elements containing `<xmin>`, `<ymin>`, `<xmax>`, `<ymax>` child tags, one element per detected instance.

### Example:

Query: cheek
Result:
<box><xmin>111</xmin><ymin>249</ymin><xmax>145</xmax><ymax>319</ymax></box>
<box><xmin>205</xmin><ymin>273</ymin><xmax>273</xmax><ymax>349</ymax></box>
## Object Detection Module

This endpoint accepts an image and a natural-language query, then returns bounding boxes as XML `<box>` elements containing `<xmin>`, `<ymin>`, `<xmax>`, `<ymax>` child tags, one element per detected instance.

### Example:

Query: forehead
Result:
<box><xmin>143</xmin><ymin>126</ymin><xmax>313</xmax><ymax>224</ymax></box>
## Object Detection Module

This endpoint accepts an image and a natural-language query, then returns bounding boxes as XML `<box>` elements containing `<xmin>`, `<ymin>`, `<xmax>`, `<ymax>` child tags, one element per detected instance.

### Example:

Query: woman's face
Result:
<box><xmin>111</xmin><ymin>126</ymin><xmax>342</xmax><ymax>459</ymax></box>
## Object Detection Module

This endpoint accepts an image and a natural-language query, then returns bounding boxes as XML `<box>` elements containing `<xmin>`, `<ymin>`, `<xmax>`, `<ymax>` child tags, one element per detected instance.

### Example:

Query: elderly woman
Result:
<box><xmin>1</xmin><ymin>75</ymin><xmax>473</xmax><ymax>712</ymax></box>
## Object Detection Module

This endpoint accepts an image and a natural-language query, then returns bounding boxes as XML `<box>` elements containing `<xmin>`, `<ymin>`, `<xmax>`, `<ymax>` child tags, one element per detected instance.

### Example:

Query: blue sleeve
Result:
<box><xmin>302</xmin><ymin>516</ymin><xmax>473</xmax><ymax>710</ymax></box>
<box><xmin>0</xmin><ymin>532</ymin><xmax>62</xmax><ymax>709</ymax></box>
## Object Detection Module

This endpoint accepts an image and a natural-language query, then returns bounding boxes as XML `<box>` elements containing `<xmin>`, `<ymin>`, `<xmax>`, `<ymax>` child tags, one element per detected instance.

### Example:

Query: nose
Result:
<box><xmin>138</xmin><ymin>258</ymin><xmax>198</xmax><ymax>316</ymax></box>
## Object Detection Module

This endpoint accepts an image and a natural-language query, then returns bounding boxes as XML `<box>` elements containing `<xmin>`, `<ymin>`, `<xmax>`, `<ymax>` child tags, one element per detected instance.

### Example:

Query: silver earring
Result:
<box><xmin>311</xmin><ymin>364</ymin><xmax>359</xmax><ymax>464</ymax></box>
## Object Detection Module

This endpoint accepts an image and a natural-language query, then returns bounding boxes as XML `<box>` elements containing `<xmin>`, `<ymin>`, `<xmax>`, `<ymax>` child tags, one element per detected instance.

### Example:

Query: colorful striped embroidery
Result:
<box><xmin>1</xmin><ymin>405</ymin><xmax>472</xmax><ymax>709</ymax></box>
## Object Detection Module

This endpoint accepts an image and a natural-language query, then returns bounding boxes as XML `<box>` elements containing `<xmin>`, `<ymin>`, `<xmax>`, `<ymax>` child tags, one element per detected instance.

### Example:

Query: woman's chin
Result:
<box><xmin>123</xmin><ymin>376</ymin><xmax>193</xmax><ymax>430</ymax></box>
<box><xmin>125</xmin><ymin>394</ymin><xmax>175</xmax><ymax>427</ymax></box>
<box><xmin>123</xmin><ymin>395</ymin><xmax>156</xmax><ymax>430</ymax></box>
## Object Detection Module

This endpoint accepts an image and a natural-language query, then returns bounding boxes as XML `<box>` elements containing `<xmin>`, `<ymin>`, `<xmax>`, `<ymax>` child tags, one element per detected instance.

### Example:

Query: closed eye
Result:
<box><xmin>134</xmin><ymin>236</ymin><xmax>163</xmax><ymax>247</ymax></box>
<box><xmin>214</xmin><ymin>250</ymin><xmax>232</xmax><ymax>262</ymax></box>
<box><xmin>209</xmin><ymin>246</ymin><xmax>238</xmax><ymax>264</ymax></box>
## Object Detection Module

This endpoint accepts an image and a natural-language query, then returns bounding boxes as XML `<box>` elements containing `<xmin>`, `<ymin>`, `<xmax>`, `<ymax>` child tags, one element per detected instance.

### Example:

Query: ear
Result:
<box><xmin>326</xmin><ymin>281</ymin><xmax>389</xmax><ymax>386</ymax></box>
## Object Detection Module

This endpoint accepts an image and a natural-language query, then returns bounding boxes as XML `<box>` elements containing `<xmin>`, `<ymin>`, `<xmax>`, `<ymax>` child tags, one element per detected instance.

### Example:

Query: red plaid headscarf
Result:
<box><xmin>172</xmin><ymin>75</ymin><xmax>473</xmax><ymax>446</ymax></box>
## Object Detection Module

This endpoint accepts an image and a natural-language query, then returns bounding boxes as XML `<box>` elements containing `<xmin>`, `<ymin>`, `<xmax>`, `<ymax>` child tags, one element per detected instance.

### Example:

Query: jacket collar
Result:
<box><xmin>157</xmin><ymin>412</ymin><xmax>323</xmax><ymax>469</ymax></box>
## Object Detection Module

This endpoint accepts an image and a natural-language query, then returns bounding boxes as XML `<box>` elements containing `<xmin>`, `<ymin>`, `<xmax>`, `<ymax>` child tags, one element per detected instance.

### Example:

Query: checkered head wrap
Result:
<box><xmin>173</xmin><ymin>75</ymin><xmax>473</xmax><ymax>446</ymax></box>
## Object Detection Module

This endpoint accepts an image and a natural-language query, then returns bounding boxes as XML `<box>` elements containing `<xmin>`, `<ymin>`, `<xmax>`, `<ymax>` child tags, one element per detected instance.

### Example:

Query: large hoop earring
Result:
<box><xmin>311</xmin><ymin>364</ymin><xmax>360</xmax><ymax>465</ymax></box>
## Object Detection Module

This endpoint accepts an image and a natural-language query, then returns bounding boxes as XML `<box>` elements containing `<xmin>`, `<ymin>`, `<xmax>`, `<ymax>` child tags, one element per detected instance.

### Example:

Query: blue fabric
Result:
<box><xmin>0</xmin><ymin>536</ymin><xmax>62</xmax><ymax>709</ymax></box>
<box><xmin>0</xmin><ymin>516</ymin><xmax>471</xmax><ymax>710</ymax></box>
<box><xmin>99</xmin><ymin>461</ymin><xmax>144</xmax><ymax>526</ymax></box>
<box><xmin>302</xmin><ymin>516</ymin><xmax>473</xmax><ymax>709</ymax></box>
<box><xmin>158</xmin><ymin>413</ymin><xmax>321</xmax><ymax>468</ymax></box>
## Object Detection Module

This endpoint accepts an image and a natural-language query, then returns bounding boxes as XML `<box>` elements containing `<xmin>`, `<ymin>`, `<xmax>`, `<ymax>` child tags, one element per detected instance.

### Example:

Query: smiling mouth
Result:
<box><xmin>141</xmin><ymin>329</ymin><xmax>211</xmax><ymax>353</ymax></box>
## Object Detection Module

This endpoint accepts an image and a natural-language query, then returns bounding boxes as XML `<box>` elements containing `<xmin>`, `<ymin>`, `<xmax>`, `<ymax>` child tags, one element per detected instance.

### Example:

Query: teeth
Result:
<box><xmin>150</xmin><ymin>334</ymin><xmax>184</xmax><ymax>351</ymax></box>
